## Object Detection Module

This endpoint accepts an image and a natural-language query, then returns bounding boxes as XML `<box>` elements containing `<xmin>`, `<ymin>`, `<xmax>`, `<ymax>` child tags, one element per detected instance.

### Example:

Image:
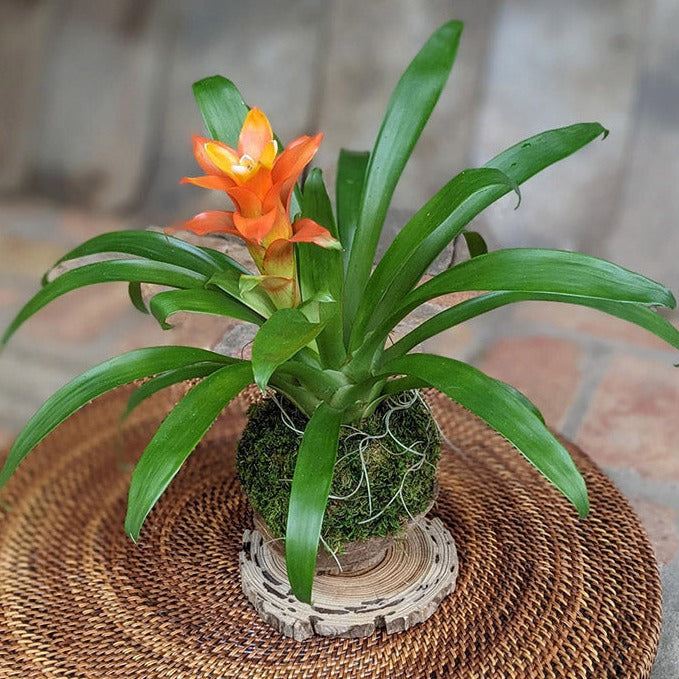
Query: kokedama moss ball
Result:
<box><xmin>236</xmin><ymin>392</ymin><xmax>441</xmax><ymax>553</ymax></box>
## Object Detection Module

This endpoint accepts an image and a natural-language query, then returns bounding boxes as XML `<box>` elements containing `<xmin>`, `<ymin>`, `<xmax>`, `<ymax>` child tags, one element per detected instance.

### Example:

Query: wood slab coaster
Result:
<box><xmin>240</xmin><ymin>517</ymin><xmax>459</xmax><ymax>641</ymax></box>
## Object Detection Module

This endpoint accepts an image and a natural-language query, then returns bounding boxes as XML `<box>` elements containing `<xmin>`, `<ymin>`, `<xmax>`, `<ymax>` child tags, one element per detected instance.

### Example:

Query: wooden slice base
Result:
<box><xmin>239</xmin><ymin>517</ymin><xmax>459</xmax><ymax>641</ymax></box>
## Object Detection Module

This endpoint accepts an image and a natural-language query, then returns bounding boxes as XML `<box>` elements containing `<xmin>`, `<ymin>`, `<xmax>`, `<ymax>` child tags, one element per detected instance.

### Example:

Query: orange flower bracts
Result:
<box><xmin>179</xmin><ymin>108</ymin><xmax>340</xmax><ymax>308</ymax></box>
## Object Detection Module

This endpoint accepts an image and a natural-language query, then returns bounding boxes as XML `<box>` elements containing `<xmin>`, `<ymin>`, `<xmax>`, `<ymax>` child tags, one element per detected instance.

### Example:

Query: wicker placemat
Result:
<box><xmin>0</xmin><ymin>386</ymin><xmax>662</xmax><ymax>678</ymax></box>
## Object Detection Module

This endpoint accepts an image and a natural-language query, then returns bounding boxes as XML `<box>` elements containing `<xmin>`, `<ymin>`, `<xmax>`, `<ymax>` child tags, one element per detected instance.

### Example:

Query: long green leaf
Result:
<box><xmin>343</xmin><ymin>21</ymin><xmax>463</xmax><ymax>332</ymax></box>
<box><xmin>298</xmin><ymin>169</ymin><xmax>345</xmax><ymax>368</ymax></box>
<box><xmin>0</xmin><ymin>346</ymin><xmax>235</xmax><ymax>487</ymax></box>
<box><xmin>3</xmin><ymin>260</ymin><xmax>206</xmax><ymax>346</ymax></box>
<box><xmin>192</xmin><ymin>76</ymin><xmax>249</xmax><ymax>147</ymax></box>
<box><xmin>405</xmin><ymin>249</ymin><xmax>675</xmax><ymax>309</ymax></box>
<box><xmin>380</xmin><ymin>354</ymin><xmax>589</xmax><ymax>516</ymax></box>
<box><xmin>251</xmin><ymin>309</ymin><xmax>326</xmax><ymax>391</ymax></box>
<box><xmin>486</xmin><ymin>122</ymin><xmax>609</xmax><ymax>178</ymax></box>
<box><xmin>384</xmin><ymin>291</ymin><xmax>679</xmax><ymax>361</ymax></box>
<box><xmin>149</xmin><ymin>288</ymin><xmax>264</xmax><ymax>329</ymax></box>
<box><xmin>463</xmin><ymin>230</ymin><xmax>488</xmax><ymax>258</ymax></box>
<box><xmin>285</xmin><ymin>402</ymin><xmax>342</xmax><ymax>603</ymax></box>
<box><xmin>128</xmin><ymin>282</ymin><xmax>148</xmax><ymax>314</ymax></box>
<box><xmin>350</xmin><ymin>167</ymin><xmax>517</xmax><ymax>346</ymax></box>
<box><xmin>298</xmin><ymin>169</ymin><xmax>340</xmax><ymax>298</ymax></box>
<box><xmin>381</xmin><ymin>372</ymin><xmax>544</xmax><ymax>424</ymax></box>
<box><xmin>123</xmin><ymin>362</ymin><xmax>230</xmax><ymax>420</ymax></box>
<box><xmin>352</xmin><ymin>123</ymin><xmax>607</xmax><ymax>344</ymax></box>
<box><xmin>365</xmin><ymin>249</ymin><xmax>676</xmax><ymax>349</ymax></box>
<box><xmin>336</xmin><ymin>149</ymin><xmax>370</xmax><ymax>271</ymax></box>
<box><xmin>44</xmin><ymin>230</ymin><xmax>248</xmax><ymax>285</ymax></box>
<box><xmin>125</xmin><ymin>362</ymin><xmax>253</xmax><ymax>540</ymax></box>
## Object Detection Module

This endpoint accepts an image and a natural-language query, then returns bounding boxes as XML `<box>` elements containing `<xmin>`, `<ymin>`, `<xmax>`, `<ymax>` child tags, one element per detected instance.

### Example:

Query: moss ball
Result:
<box><xmin>236</xmin><ymin>392</ymin><xmax>441</xmax><ymax>553</ymax></box>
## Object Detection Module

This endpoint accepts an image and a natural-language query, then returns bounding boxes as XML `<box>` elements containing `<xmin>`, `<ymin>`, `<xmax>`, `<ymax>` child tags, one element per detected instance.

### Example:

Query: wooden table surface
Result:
<box><xmin>0</xmin><ymin>1</ymin><xmax>677</xmax><ymax>675</ymax></box>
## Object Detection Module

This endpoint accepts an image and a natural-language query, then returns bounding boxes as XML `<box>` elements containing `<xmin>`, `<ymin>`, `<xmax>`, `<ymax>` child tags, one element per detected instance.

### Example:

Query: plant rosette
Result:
<box><xmin>1</xmin><ymin>20</ymin><xmax>678</xmax><ymax>640</ymax></box>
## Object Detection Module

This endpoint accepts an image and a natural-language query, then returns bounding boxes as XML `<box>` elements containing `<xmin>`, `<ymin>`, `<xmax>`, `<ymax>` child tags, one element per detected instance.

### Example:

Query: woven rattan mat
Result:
<box><xmin>0</xmin><ymin>386</ymin><xmax>662</xmax><ymax>678</ymax></box>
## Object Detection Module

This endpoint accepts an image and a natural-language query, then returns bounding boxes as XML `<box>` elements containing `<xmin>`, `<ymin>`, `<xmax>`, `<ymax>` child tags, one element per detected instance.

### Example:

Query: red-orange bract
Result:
<box><xmin>178</xmin><ymin>108</ymin><xmax>340</xmax><ymax>308</ymax></box>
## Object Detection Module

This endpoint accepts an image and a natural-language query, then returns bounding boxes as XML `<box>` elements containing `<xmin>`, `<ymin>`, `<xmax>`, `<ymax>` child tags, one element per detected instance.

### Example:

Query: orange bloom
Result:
<box><xmin>177</xmin><ymin>108</ymin><xmax>340</xmax><ymax>308</ymax></box>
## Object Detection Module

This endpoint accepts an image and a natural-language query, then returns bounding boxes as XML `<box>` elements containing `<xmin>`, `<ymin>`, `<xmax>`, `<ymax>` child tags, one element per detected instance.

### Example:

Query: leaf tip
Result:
<box><xmin>192</xmin><ymin>74</ymin><xmax>228</xmax><ymax>93</ymax></box>
<box><xmin>574</xmin><ymin>484</ymin><xmax>590</xmax><ymax>519</ymax></box>
<box><xmin>441</xmin><ymin>19</ymin><xmax>464</xmax><ymax>36</ymax></box>
<box><xmin>124</xmin><ymin>518</ymin><xmax>141</xmax><ymax>544</ymax></box>
<box><xmin>1</xmin><ymin>323</ymin><xmax>14</xmax><ymax>348</ymax></box>
<box><xmin>513</xmin><ymin>184</ymin><xmax>522</xmax><ymax>210</ymax></box>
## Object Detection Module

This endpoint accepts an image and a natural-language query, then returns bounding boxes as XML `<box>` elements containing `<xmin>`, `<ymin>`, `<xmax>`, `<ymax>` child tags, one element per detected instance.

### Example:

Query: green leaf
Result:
<box><xmin>485</xmin><ymin>122</ymin><xmax>608</xmax><ymax>181</ymax></box>
<box><xmin>350</xmin><ymin>167</ymin><xmax>517</xmax><ymax>346</ymax></box>
<box><xmin>380</xmin><ymin>354</ymin><xmax>589</xmax><ymax>516</ymax></box>
<box><xmin>0</xmin><ymin>346</ymin><xmax>235</xmax><ymax>487</ymax></box>
<box><xmin>192</xmin><ymin>76</ymin><xmax>249</xmax><ymax>146</ymax></box>
<box><xmin>463</xmin><ymin>230</ymin><xmax>488</xmax><ymax>258</ymax></box>
<box><xmin>364</xmin><ymin>249</ymin><xmax>676</xmax><ymax>350</ymax></box>
<box><xmin>285</xmin><ymin>402</ymin><xmax>342</xmax><ymax>603</ymax></box>
<box><xmin>298</xmin><ymin>169</ymin><xmax>345</xmax><ymax>368</ymax></box>
<box><xmin>206</xmin><ymin>270</ymin><xmax>276</xmax><ymax>318</ymax></box>
<box><xmin>354</xmin><ymin>123</ymin><xmax>607</xmax><ymax>344</ymax></box>
<box><xmin>298</xmin><ymin>169</ymin><xmax>339</xmax><ymax>296</ymax></box>
<box><xmin>128</xmin><ymin>282</ymin><xmax>148</xmax><ymax>314</ymax></box>
<box><xmin>125</xmin><ymin>362</ymin><xmax>253</xmax><ymax>540</ymax></box>
<box><xmin>149</xmin><ymin>288</ymin><xmax>264</xmax><ymax>330</ymax></box>
<box><xmin>3</xmin><ymin>260</ymin><xmax>206</xmax><ymax>346</ymax></box>
<box><xmin>123</xmin><ymin>362</ymin><xmax>230</xmax><ymax>420</ymax></box>
<box><xmin>498</xmin><ymin>380</ymin><xmax>545</xmax><ymax>424</ymax></box>
<box><xmin>384</xmin><ymin>291</ymin><xmax>679</xmax><ymax>361</ymax></box>
<box><xmin>380</xmin><ymin>372</ymin><xmax>544</xmax><ymax>424</ymax></box>
<box><xmin>343</xmin><ymin>21</ymin><xmax>463</xmax><ymax>333</ymax></box>
<box><xmin>43</xmin><ymin>230</ymin><xmax>248</xmax><ymax>285</ymax></box>
<box><xmin>336</xmin><ymin>149</ymin><xmax>370</xmax><ymax>271</ymax></box>
<box><xmin>251</xmin><ymin>309</ymin><xmax>326</xmax><ymax>391</ymax></box>
<box><xmin>403</xmin><ymin>249</ymin><xmax>675</xmax><ymax>311</ymax></box>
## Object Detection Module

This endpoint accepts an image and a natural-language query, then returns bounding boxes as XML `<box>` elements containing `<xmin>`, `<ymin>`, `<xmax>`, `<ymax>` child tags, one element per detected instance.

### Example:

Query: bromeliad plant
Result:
<box><xmin>1</xmin><ymin>21</ymin><xmax>678</xmax><ymax>604</ymax></box>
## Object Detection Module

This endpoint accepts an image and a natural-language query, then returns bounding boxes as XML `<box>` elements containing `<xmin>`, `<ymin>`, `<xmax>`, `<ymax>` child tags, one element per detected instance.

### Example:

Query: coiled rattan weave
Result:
<box><xmin>0</xmin><ymin>386</ymin><xmax>661</xmax><ymax>678</ymax></box>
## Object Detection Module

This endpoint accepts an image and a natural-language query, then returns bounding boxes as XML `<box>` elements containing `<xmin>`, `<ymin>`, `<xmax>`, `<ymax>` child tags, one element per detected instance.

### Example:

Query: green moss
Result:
<box><xmin>236</xmin><ymin>392</ymin><xmax>440</xmax><ymax>553</ymax></box>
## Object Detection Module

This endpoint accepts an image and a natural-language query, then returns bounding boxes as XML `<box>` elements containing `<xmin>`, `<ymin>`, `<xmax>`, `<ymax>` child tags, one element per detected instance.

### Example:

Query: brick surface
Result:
<box><xmin>477</xmin><ymin>336</ymin><xmax>583</xmax><ymax>428</ymax></box>
<box><xmin>24</xmin><ymin>283</ymin><xmax>134</xmax><ymax>344</ymax></box>
<box><xmin>629</xmin><ymin>498</ymin><xmax>679</xmax><ymax>566</ymax></box>
<box><xmin>115</xmin><ymin>313</ymin><xmax>239</xmax><ymax>354</ymax></box>
<box><xmin>59</xmin><ymin>207</ymin><xmax>131</xmax><ymax>242</ymax></box>
<box><xmin>0</xmin><ymin>235</ymin><xmax>65</xmax><ymax>279</ymax></box>
<box><xmin>424</xmin><ymin>323</ymin><xmax>479</xmax><ymax>363</ymax></box>
<box><xmin>0</xmin><ymin>428</ymin><xmax>14</xmax><ymax>450</ymax></box>
<box><xmin>169</xmin><ymin>313</ymin><xmax>240</xmax><ymax>350</ymax></box>
<box><xmin>577</xmin><ymin>355</ymin><xmax>679</xmax><ymax>480</ymax></box>
<box><xmin>113</xmin><ymin>317</ymin><xmax>175</xmax><ymax>354</ymax></box>
<box><xmin>414</xmin><ymin>279</ymin><xmax>483</xmax><ymax>312</ymax></box>
<box><xmin>513</xmin><ymin>302</ymin><xmax>677</xmax><ymax>352</ymax></box>
<box><xmin>0</xmin><ymin>287</ymin><xmax>19</xmax><ymax>310</ymax></box>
